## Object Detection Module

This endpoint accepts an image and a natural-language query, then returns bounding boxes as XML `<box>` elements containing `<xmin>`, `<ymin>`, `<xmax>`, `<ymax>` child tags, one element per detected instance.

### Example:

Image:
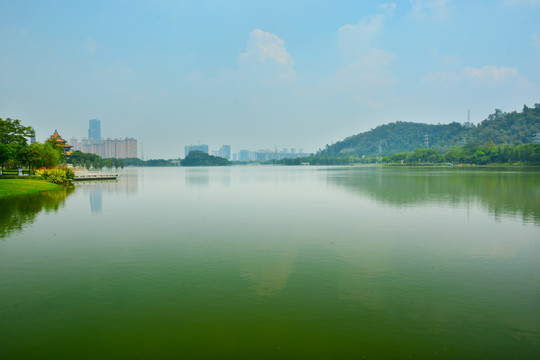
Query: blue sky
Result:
<box><xmin>1</xmin><ymin>0</ymin><xmax>539</xmax><ymax>158</ymax></box>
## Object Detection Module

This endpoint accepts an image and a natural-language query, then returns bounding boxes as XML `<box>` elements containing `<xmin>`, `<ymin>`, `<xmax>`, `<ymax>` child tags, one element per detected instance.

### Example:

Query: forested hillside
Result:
<box><xmin>321</xmin><ymin>104</ymin><xmax>540</xmax><ymax>156</ymax></box>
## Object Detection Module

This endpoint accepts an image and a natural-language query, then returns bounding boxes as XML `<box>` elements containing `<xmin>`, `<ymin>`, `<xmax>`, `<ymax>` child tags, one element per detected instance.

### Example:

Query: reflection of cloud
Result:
<box><xmin>336</xmin><ymin>250</ymin><xmax>392</xmax><ymax>309</ymax></box>
<box><xmin>241</xmin><ymin>246</ymin><xmax>296</xmax><ymax>299</ymax></box>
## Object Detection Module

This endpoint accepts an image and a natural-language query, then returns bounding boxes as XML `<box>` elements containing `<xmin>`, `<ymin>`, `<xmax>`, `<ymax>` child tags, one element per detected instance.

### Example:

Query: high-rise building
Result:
<box><xmin>88</xmin><ymin>119</ymin><xmax>101</xmax><ymax>142</ymax></box>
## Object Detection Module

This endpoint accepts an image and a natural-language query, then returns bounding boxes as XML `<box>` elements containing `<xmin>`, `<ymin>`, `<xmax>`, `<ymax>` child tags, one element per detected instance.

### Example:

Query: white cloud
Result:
<box><xmin>410</xmin><ymin>0</ymin><xmax>450</xmax><ymax>20</ymax></box>
<box><xmin>532</xmin><ymin>33</ymin><xmax>540</xmax><ymax>53</ymax></box>
<box><xmin>238</xmin><ymin>29</ymin><xmax>295</xmax><ymax>83</ymax></box>
<box><xmin>423</xmin><ymin>65</ymin><xmax>532</xmax><ymax>87</ymax></box>
<box><xmin>333</xmin><ymin>48</ymin><xmax>396</xmax><ymax>104</ymax></box>
<box><xmin>338</xmin><ymin>14</ymin><xmax>385</xmax><ymax>58</ymax></box>
<box><xmin>377</xmin><ymin>3</ymin><xmax>397</xmax><ymax>15</ymax></box>
<box><xmin>501</xmin><ymin>0</ymin><xmax>540</xmax><ymax>6</ymax></box>
<box><xmin>335</xmin><ymin>9</ymin><xmax>396</xmax><ymax>104</ymax></box>
<box><xmin>463</xmin><ymin>65</ymin><xmax>526</xmax><ymax>83</ymax></box>
<box><xmin>83</xmin><ymin>36</ymin><xmax>99</xmax><ymax>54</ymax></box>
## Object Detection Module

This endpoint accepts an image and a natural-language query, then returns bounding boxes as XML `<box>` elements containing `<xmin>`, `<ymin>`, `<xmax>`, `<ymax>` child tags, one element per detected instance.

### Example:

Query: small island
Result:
<box><xmin>180</xmin><ymin>150</ymin><xmax>231</xmax><ymax>166</ymax></box>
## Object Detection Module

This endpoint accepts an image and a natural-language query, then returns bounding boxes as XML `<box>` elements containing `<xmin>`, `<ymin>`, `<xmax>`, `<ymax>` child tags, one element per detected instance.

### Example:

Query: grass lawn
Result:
<box><xmin>0</xmin><ymin>179</ymin><xmax>61</xmax><ymax>197</ymax></box>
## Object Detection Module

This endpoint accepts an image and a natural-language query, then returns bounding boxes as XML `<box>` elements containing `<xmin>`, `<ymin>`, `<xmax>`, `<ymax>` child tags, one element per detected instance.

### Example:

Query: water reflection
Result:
<box><xmin>90</xmin><ymin>188</ymin><xmax>102</xmax><ymax>214</ymax></box>
<box><xmin>185</xmin><ymin>168</ymin><xmax>231</xmax><ymax>188</ymax></box>
<box><xmin>240</xmin><ymin>244</ymin><xmax>297</xmax><ymax>299</ymax></box>
<box><xmin>75</xmin><ymin>169</ymin><xmax>139</xmax><ymax>214</ymax></box>
<box><xmin>185</xmin><ymin>168</ymin><xmax>209</xmax><ymax>187</ymax></box>
<box><xmin>327</xmin><ymin>167</ymin><xmax>540</xmax><ymax>224</ymax></box>
<box><xmin>0</xmin><ymin>188</ymin><xmax>74</xmax><ymax>239</ymax></box>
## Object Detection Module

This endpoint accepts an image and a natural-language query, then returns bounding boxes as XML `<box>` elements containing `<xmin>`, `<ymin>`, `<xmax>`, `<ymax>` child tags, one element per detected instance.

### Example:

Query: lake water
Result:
<box><xmin>1</xmin><ymin>166</ymin><xmax>539</xmax><ymax>359</ymax></box>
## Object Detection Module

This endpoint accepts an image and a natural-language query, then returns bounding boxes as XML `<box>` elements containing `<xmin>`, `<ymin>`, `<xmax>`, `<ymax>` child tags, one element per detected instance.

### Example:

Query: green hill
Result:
<box><xmin>181</xmin><ymin>151</ymin><xmax>230</xmax><ymax>166</ymax></box>
<box><xmin>321</xmin><ymin>104</ymin><xmax>540</xmax><ymax>157</ymax></box>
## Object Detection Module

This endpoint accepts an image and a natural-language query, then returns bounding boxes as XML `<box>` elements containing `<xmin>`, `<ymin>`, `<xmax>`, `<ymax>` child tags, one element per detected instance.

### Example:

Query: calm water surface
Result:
<box><xmin>1</xmin><ymin>166</ymin><xmax>539</xmax><ymax>359</ymax></box>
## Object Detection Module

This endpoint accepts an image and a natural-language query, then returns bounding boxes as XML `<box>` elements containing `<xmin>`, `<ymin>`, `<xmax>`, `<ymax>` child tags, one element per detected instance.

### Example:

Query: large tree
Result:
<box><xmin>0</xmin><ymin>143</ymin><xmax>14</xmax><ymax>171</ymax></box>
<box><xmin>0</xmin><ymin>118</ymin><xmax>35</xmax><ymax>146</ymax></box>
<box><xmin>17</xmin><ymin>147</ymin><xmax>42</xmax><ymax>173</ymax></box>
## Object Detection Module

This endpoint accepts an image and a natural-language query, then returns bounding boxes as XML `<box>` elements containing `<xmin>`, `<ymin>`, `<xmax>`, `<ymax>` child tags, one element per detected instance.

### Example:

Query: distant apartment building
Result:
<box><xmin>102</xmin><ymin>138</ymin><xmax>138</xmax><ymax>159</ymax></box>
<box><xmin>238</xmin><ymin>150</ymin><xmax>250</xmax><ymax>161</ymax></box>
<box><xmin>185</xmin><ymin>144</ymin><xmax>209</xmax><ymax>157</ymax></box>
<box><xmin>70</xmin><ymin>119</ymin><xmax>137</xmax><ymax>159</ymax></box>
<box><xmin>235</xmin><ymin>148</ymin><xmax>309</xmax><ymax>161</ymax></box>
<box><xmin>219</xmin><ymin>145</ymin><xmax>231</xmax><ymax>160</ymax></box>
<box><xmin>70</xmin><ymin>137</ymin><xmax>80</xmax><ymax>151</ymax></box>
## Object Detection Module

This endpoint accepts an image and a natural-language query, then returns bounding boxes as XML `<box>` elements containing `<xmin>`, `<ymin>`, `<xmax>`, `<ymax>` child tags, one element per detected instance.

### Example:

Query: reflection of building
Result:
<box><xmin>90</xmin><ymin>188</ymin><xmax>102</xmax><ymax>214</ymax></box>
<box><xmin>49</xmin><ymin>130</ymin><xmax>73</xmax><ymax>156</ymax></box>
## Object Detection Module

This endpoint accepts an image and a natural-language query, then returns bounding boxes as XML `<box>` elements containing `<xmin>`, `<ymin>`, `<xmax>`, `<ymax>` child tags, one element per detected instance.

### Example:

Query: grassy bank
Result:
<box><xmin>0</xmin><ymin>178</ymin><xmax>62</xmax><ymax>197</ymax></box>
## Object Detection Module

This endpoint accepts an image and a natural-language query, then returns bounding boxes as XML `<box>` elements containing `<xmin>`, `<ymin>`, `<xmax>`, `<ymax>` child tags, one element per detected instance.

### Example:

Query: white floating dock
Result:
<box><xmin>74</xmin><ymin>172</ymin><xmax>118</xmax><ymax>181</ymax></box>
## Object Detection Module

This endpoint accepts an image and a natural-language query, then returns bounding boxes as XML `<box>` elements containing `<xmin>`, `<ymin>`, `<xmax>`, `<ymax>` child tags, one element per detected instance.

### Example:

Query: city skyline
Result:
<box><xmin>1</xmin><ymin>1</ymin><xmax>539</xmax><ymax>159</ymax></box>
<box><xmin>70</xmin><ymin>119</ymin><xmax>137</xmax><ymax>159</ymax></box>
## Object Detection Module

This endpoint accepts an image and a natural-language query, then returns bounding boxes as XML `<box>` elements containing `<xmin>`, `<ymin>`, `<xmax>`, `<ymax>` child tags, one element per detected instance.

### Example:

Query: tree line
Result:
<box><xmin>0</xmin><ymin>118</ymin><xmax>64</xmax><ymax>172</ymax></box>
<box><xmin>321</xmin><ymin>104</ymin><xmax>540</xmax><ymax>157</ymax></box>
<box><xmin>277</xmin><ymin>143</ymin><xmax>540</xmax><ymax>165</ymax></box>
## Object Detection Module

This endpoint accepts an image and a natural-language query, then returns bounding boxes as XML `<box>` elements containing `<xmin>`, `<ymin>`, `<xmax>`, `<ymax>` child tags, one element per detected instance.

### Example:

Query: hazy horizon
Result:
<box><xmin>1</xmin><ymin>0</ymin><xmax>539</xmax><ymax>159</ymax></box>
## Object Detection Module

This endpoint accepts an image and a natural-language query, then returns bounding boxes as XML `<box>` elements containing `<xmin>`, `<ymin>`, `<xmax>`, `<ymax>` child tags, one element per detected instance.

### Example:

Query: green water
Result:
<box><xmin>1</xmin><ymin>166</ymin><xmax>539</xmax><ymax>359</ymax></box>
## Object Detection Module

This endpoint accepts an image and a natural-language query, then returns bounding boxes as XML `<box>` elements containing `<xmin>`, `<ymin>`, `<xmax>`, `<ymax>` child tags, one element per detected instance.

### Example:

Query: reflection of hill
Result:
<box><xmin>327</xmin><ymin>167</ymin><xmax>540</xmax><ymax>224</ymax></box>
<box><xmin>0</xmin><ymin>188</ymin><xmax>74</xmax><ymax>239</ymax></box>
<box><xmin>185</xmin><ymin>168</ymin><xmax>231</xmax><ymax>188</ymax></box>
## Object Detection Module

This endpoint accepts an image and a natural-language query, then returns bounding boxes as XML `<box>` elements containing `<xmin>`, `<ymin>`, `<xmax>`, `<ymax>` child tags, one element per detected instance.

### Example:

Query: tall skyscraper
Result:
<box><xmin>88</xmin><ymin>119</ymin><xmax>101</xmax><ymax>142</ymax></box>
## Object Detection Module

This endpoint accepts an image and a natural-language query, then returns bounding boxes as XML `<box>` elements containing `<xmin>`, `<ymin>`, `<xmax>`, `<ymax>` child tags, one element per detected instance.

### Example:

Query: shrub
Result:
<box><xmin>35</xmin><ymin>168</ymin><xmax>73</xmax><ymax>186</ymax></box>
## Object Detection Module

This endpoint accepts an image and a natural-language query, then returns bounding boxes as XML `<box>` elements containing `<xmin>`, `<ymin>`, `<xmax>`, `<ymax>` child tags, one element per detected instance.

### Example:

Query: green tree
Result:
<box><xmin>17</xmin><ymin>147</ymin><xmax>42</xmax><ymax>173</ymax></box>
<box><xmin>0</xmin><ymin>118</ymin><xmax>35</xmax><ymax>146</ymax></box>
<box><xmin>38</xmin><ymin>141</ymin><xmax>63</xmax><ymax>168</ymax></box>
<box><xmin>0</xmin><ymin>143</ymin><xmax>14</xmax><ymax>171</ymax></box>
